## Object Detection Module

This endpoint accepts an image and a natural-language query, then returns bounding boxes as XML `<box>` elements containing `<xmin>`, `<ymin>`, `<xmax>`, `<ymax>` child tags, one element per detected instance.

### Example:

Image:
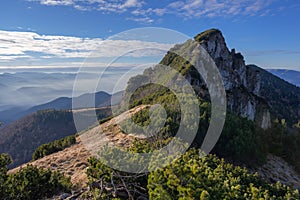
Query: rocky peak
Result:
<box><xmin>125</xmin><ymin>29</ymin><xmax>300</xmax><ymax>129</ymax></box>
<box><xmin>194</xmin><ymin>29</ymin><xmax>249</xmax><ymax>91</ymax></box>
<box><xmin>194</xmin><ymin>29</ymin><xmax>299</xmax><ymax>127</ymax></box>
<box><xmin>194</xmin><ymin>28</ymin><xmax>222</xmax><ymax>42</ymax></box>
<box><xmin>194</xmin><ymin>29</ymin><xmax>231</xmax><ymax>61</ymax></box>
<box><xmin>192</xmin><ymin>29</ymin><xmax>269</xmax><ymax>124</ymax></box>
<box><xmin>171</xmin><ymin>29</ymin><xmax>268</xmax><ymax>126</ymax></box>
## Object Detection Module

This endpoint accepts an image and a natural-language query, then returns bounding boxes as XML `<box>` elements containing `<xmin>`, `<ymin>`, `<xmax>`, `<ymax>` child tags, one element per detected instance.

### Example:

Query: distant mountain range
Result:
<box><xmin>0</xmin><ymin>90</ymin><xmax>123</xmax><ymax>125</ymax></box>
<box><xmin>267</xmin><ymin>69</ymin><xmax>300</xmax><ymax>87</ymax></box>
<box><xmin>0</xmin><ymin>72</ymin><xmax>76</xmax><ymax>109</ymax></box>
<box><xmin>0</xmin><ymin>69</ymin><xmax>134</xmax><ymax>112</ymax></box>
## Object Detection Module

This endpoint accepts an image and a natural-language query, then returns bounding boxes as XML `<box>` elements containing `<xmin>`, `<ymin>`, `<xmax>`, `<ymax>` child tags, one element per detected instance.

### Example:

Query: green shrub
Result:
<box><xmin>212</xmin><ymin>114</ymin><xmax>267</xmax><ymax>166</ymax></box>
<box><xmin>84</xmin><ymin>144</ymin><xmax>299</xmax><ymax>200</ymax></box>
<box><xmin>148</xmin><ymin>149</ymin><xmax>299</xmax><ymax>200</ymax></box>
<box><xmin>0</xmin><ymin>153</ymin><xmax>72</xmax><ymax>199</ymax></box>
<box><xmin>127</xmin><ymin>85</ymin><xmax>266</xmax><ymax>167</ymax></box>
<box><xmin>86</xmin><ymin>148</ymin><xmax>149</xmax><ymax>199</ymax></box>
<box><xmin>263</xmin><ymin>122</ymin><xmax>300</xmax><ymax>173</ymax></box>
<box><xmin>0</xmin><ymin>154</ymin><xmax>12</xmax><ymax>197</ymax></box>
<box><xmin>99</xmin><ymin>116</ymin><xmax>113</xmax><ymax>124</ymax></box>
<box><xmin>32</xmin><ymin>135</ymin><xmax>76</xmax><ymax>160</ymax></box>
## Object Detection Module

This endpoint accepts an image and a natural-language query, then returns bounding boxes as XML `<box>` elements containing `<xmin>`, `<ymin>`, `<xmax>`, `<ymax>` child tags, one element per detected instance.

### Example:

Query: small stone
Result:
<box><xmin>59</xmin><ymin>193</ymin><xmax>71</xmax><ymax>200</ymax></box>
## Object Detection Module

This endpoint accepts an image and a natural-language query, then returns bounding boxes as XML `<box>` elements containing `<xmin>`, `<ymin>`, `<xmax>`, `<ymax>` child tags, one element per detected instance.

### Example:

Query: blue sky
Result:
<box><xmin>0</xmin><ymin>0</ymin><xmax>300</xmax><ymax>71</ymax></box>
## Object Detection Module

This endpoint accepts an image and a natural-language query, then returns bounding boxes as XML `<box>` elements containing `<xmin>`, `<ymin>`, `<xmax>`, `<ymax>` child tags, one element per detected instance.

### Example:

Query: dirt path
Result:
<box><xmin>9</xmin><ymin>137</ymin><xmax>91</xmax><ymax>189</ymax></box>
<box><xmin>9</xmin><ymin>105</ymin><xmax>149</xmax><ymax>189</ymax></box>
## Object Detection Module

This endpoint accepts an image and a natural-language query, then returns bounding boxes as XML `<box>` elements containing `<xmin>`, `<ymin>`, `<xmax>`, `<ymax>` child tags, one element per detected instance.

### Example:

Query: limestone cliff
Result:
<box><xmin>159</xmin><ymin>29</ymin><xmax>271</xmax><ymax>128</ymax></box>
<box><xmin>124</xmin><ymin>29</ymin><xmax>300</xmax><ymax>128</ymax></box>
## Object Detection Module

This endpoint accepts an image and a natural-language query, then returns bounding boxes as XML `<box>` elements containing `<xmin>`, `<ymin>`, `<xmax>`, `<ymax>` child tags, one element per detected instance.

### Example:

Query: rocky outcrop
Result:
<box><xmin>124</xmin><ymin>29</ymin><xmax>300</xmax><ymax>129</ymax></box>
<box><xmin>195</xmin><ymin>29</ymin><xmax>248</xmax><ymax>91</ymax></box>
<box><xmin>261</xmin><ymin>110</ymin><xmax>271</xmax><ymax>130</ymax></box>
<box><xmin>173</xmin><ymin>29</ymin><xmax>299</xmax><ymax>128</ymax></box>
<box><xmin>159</xmin><ymin>29</ymin><xmax>271</xmax><ymax>128</ymax></box>
<box><xmin>193</xmin><ymin>29</ymin><xmax>299</xmax><ymax>127</ymax></box>
<box><xmin>194</xmin><ymin>29</ymin><xmax>268</xmax><ymax>124</ymax></box>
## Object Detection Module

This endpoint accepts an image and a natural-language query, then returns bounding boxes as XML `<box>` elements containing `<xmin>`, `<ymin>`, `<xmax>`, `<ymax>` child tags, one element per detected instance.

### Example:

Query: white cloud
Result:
<box><xmin>132</xmin><ymin>8</ymin><xmax>166</xmax><ymax>17</ymax></box>
<box><xmin>244</xmin><ymin>49</ymin><xmax>300</xmax><ymax>56</ymax></box>
<box><xmin>73</xmin><ymin>4</ymin><xmax>91</xmax><ymax>11</ymax></box>
<box><xmin>127</xmin><ymin>17</ymin><xmax>154</xmax><ymax>24</ymax></box>
<box><xmin>29</xmin><ymin>0</ymin><xmax>278</xmax><ymax>22</ymax></box>
<box><xmin>0</xmin><ymin>30</ymin><xmax>173</xmax><ymax>63</ymax></box>
<box><xmin>0</xmin><ymin>55</ymin><xmax>33</xmax><ymax>62</ymax></box>
<box><xmin>40</xmin><ymin>0</ymin><xmax>74</xmax><ymax>6</ymax></box>
<box><xmin>0</xmin><ymin>62</ymin><xmax>143</xmax><ymax>69</ymax></box>
<box><xmin>31</xmin><ymin>0</ymin><xmax>144</xmax><ymax>12</ymax></box>
<box><xmin>122</xmin><ymin>0</ymin><xmax>143</xmax><ymax>8</ymax></box>
<box><xmin>244</xmin><ymin>0</ymin><xmax>270</xmax><ymax>15</ymax></box>
<box><xmin>166</xmin><ymin>0</ymin><xmax>275</xmax><ymax>18</ymax></box>
<box><xmin>96</xmin><ymin>0</ymin><xmax>144</xmax><ymax>13</ymax></box>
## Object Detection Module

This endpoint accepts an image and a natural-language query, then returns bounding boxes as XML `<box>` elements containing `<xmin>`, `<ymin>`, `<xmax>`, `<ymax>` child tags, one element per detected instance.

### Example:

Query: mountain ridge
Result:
<box><xmin>0</xmin><ymin>90</ymin><xmax>123</xmax><ymax>125</ymax></box>
<box><xmin>0</xmin><ymin>110</ymin><xmax>77</xmax><ymax>168</ymax></box>
<box><xmin>125</xmin><ymin>28</ymin><xmax>299</xmax><ymax>128</ymax></box>
<box><xmin>267</xmin><ymin>69</ymin><xmax>300</xmax><ymax>87</ymax></box>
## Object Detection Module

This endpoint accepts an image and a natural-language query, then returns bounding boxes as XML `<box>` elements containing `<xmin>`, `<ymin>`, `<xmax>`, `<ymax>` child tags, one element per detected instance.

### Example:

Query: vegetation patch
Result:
<box><xmin>83</xmin><ymin>142</ymin><xmax>299</xmax><ymax>199</ymax></box>
<box><xmin>32</xmin><ymin>135</ymin><xmax>76</xmax><ymax>161</ymax></box>
<box><xmin>194</xmin><ymin>28</ymin><xmax>221</xmax><ymax>42</ymax></box>
<box><xmin>0</xmin><ymin>153</ymin><xmax>72</xmax><ymax>199</ymax></box>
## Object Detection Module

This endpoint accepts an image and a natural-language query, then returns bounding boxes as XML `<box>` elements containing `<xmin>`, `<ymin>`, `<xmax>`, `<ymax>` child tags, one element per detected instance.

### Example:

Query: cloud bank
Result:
<box><xmin>0</xmin><ymin>30</ymin><xmax>173</xmax><ymax>66</ymax></box>
<box><xmin>28</xmin><ymin>0</ymin><xmax>278</xmax><ymax>22</ymax></box>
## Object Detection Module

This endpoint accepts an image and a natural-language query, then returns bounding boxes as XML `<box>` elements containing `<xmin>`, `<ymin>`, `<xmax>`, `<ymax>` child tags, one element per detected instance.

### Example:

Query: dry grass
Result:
<box><xmin>9</xmin><ymin>137</ymin><xmax>90</xmax><ymax>189</ymax></box>
<box><xmin>9</xmin><ymin>105</ymin><xmax>150</xmax><ymax>189</ymax></box>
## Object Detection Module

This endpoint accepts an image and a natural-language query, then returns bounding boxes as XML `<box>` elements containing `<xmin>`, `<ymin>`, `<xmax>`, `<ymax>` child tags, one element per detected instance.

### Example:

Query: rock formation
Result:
<box><xmin>125</xmin><ymin>29</ymin><xmax>300</xmax><ymax>129</ymax></box>
<box><xmin>159</xmin><ymin>29</ymin><xmax>271</xmax><ymax>129</ymax></box>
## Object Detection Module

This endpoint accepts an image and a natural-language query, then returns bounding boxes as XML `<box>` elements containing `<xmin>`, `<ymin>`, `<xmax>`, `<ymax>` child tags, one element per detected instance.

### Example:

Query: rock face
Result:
<box><xmin>195</xmin><ymin>29</ymin><xmax>248</xmax><ymax>91</ymax></box>
<box><xmin>194</xmin><ymin>29</ymin><xmax>268</xmax><ymax>124</ymax></box>
<box><xmin>159</xmin><ymin>29</ymin><xmax>271</xmax><ymax>128</ymax></box>
<box><xmin>162</xmin><ymin>29</ymin><xmax>299</xmax><ymax>128</ymax></box>
<box><xmin>125</xmin><ymin>29</ymin><xmax>300</xmax><ymax>129</ymax></box>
